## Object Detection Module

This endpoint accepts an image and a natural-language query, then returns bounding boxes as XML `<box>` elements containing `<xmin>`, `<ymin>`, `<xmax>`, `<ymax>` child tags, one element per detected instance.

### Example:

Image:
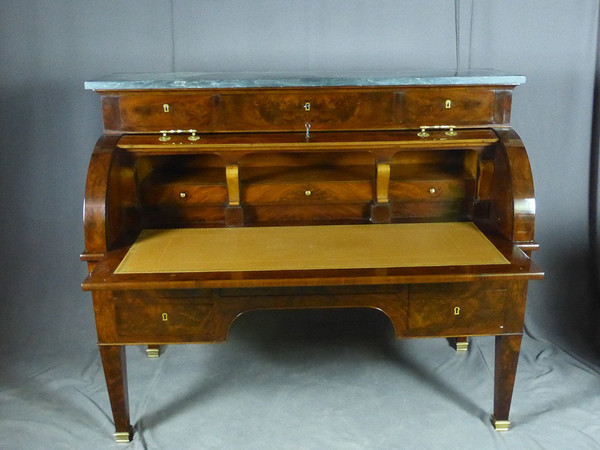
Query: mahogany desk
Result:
<box><xmin>82</xmin><ymin>71</ymin><xmax>543</xmax><ymax>442</ymax></box>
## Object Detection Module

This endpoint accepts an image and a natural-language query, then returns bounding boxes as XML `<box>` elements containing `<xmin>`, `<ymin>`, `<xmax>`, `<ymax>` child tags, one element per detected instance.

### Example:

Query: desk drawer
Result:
<box><xmin>221</xmin><ymin>91</ymin><xmax>395</xmax><ymax>131</ymax></box>
<box><xmin>243</xmin><ymin>180</ymin><xmax>373</xmax><ymax>204</ymax></box>
<box><xmin>102</xmin><ymin>87</ymin><xmax>509</xmax><ymax>133</ymax></box>
<box><xmin>407</xmin><ymin>284</ymin><xmax>507</xmax><ymax>337</ymax></box>
<box><xmin>139</xmin><ymin>167</ymin><xmax>228</xmax><ymax>206</ymax></box>
<box><xmin>114</xmin><ymin>298</ymin><xmax>214</xmax><ymax>343</ymax></box>
<box><xmin>241</xmin><ymin>165</ymin><xmax>374</xmax><ymax>205</ymax></box>
<box><xmin>389</xmin><ymin>179</ymin><xmax>465</xmax><ymax>201</ymax></box>
<box><xmin>142</xmin><ymin>184</ymin><xmax>227</xmax><ymax>206</ymax></box>
<box><xmin>115</xmin><ymin>93</ymin><xmax>215</xmax><ymax>132</ymax></box>
<box><xmin>401</xmin><ymin>88</ymin><xmax>496</xmax><ymax>126</ymax></box>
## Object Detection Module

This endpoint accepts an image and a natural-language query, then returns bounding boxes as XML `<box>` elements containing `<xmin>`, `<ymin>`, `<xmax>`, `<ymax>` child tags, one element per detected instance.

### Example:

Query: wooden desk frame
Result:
<box><xmin>82</xmin><ymin>75</ymin><xmax>542</xmax><ymax>442</ymax></box>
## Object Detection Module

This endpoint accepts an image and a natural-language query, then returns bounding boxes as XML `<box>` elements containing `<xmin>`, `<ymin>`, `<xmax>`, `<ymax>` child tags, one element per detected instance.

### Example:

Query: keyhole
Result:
<box><xmin>445</xmin><ymin>99</ymin><xmax>452</xmax><ymax>109</ymax></box>
<box><xmin>303</xmin><ymin>102</ymin><xmax>311</xmax><ymax>111</ymax></box>
<box><xmin>162</xmin><ymin>313</ymin><xmax>168</xmax><ymax>321</ymax></box>
<box><xmin>163</xmin><ymin>104</ymin><xmax>170</xmax><ymax>113</ymax></box>
<box><xmin>453</xmin><ymin>306</ymin><xmax>461</xmax><ymax>316</ymax></box>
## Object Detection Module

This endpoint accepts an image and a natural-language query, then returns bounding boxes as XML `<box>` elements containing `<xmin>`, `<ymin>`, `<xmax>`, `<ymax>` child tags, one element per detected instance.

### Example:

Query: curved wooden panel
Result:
<box><xmin>83</xmin><ymin>135</ymin><xmax>120</xmax><ymax>259</ymax></box>
<box><xmin>490</xmin><ymin>128</ymin><xmax>536</xmax><ymax>244</ymax></box>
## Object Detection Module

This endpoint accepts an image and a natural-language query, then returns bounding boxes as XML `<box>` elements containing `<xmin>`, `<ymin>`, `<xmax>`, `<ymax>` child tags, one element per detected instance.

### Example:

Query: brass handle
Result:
<box><xmin>305</xmin><ymin>190</ymin><xmax>312</xmax><ymax>196</ymax></box>
<box><xmin>417</xmin><ymin>126</ymin><xmax>430</xmax><ymax>138</ymax></box>
<box><xmin>429</xmin><ymin>187</ymin><xmax>436</xmax><ymax>194</ymax></box>
<box><xmin>158</xmin><ymin>129</ymin><xmax>199</xmax><ymax>142</ymax></box>
<box><xmin>179</xmin><ymin>192</ymin><xmax>187</xmax><ymax>199</ymax></box>
<box><xmin>417</xmin><ymin>125</ymin><xmax>457</xmax><ymax>138</ymax></box>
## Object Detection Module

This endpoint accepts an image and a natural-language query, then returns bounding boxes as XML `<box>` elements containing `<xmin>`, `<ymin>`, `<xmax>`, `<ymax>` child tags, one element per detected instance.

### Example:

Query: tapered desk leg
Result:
<box><xmin>99</xmin><ymin>345</ymin><xmax>133</xmax><ymax>443</ymax></box>
<box><xmin>492</xmin><ymin>334</ymin><xmax>522</xmax><ymax>431</ymax></box>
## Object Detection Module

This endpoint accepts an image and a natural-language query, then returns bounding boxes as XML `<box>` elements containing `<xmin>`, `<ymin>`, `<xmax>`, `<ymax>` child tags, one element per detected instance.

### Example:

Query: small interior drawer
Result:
<box><xmin>141</xmin><ymin>184</ymin><xmax>228</xmax><ymax>206</ymax></box>
<box><xmin>241</xmin><ymin>165</ymin><xmax>373</xmax><ymax>204</ymax></box>
<box><xmin>407</xmin><ymin>284</ymin><xmax>507</xmax><ymax>337</ymax></box>
<box><xmin>114</xmin><ymin>298</ymin><xmax>214</xmax><ymax>343</ymax></box>
<box><xmin>243</xmin><ymin>180</ymin><xmax>373</xmax><ymax>204</ymax></box>
<box><xmin>389</xmin><ymin>179</ymin><xmax>465</xmax><ymax>201</ymax></box>
<box><xmin>139</xmin><ymin>166</ymin><xmax>228</xmax><ymax>206</ymax></box>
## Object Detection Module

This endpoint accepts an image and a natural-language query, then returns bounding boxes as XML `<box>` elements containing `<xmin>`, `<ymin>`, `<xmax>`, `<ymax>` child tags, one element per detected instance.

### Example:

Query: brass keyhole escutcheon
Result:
<box><xmin>162</xmin><ymin>313</ymin><xmax>168</xmax><ymax>321</ymax></box>
<box><xmin>445</xmin><ymin>99</ymin><xmax>452</xmax><ymax>109</ymax></box>
<box><xmin>303</xmin><ymin>102</ymin><xmax>311</xmax><ymax>111</ymax></box>
<box><xmin>454</xmin><ymin>306</ymin><xmax>461</xmax><ymax>316</ymax></box>
<box><xmin>163</xmin><ymin>103</ymin><xmax>170</xmax><ymax>113</ymax></box>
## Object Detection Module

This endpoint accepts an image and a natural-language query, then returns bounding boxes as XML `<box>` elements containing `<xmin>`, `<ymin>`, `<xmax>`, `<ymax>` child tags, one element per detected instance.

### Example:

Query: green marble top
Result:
<box><xmin>85</xmin><ymin>70</ymin><xmax>525</xmax><ymax>90</ymax></box>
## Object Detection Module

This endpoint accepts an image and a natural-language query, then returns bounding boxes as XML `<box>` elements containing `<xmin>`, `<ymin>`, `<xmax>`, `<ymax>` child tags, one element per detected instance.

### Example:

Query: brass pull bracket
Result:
<box><xmin>417</xmin><ymin>125</ymin><xmax>457</xmax><ymax>138</ymax></box>
<box><xmin>158</xmin><ymin>129</ymin><xmax>200</xmax><ymax>142</ymax></box>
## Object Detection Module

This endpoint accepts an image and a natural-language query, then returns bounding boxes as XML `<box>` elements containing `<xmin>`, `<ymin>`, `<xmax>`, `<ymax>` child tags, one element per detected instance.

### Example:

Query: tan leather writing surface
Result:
<box><xmin>115</xmin><ymin>222</ymin><xmax>509</xmax><ymax>274</ymax></box>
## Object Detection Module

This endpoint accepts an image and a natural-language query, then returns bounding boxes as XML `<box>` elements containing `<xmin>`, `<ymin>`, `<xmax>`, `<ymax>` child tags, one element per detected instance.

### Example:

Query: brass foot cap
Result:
<box><xmin>491</xmin><ymin>416</ymin><xmax>511</xmax><ymax>432</ymax></box>
<box><xmin>146</xmin><ymin>347</ymin><xmax>160</xmax><ymax>358</ymax></box>
<box><xmin>114</xmin><ymin>431</ymin><xmax>133</xmax><ymax>443</ymax></box>
<box><xmin>456</xmin><ymin>341</ymin><xmax>469</xmax><ymax>352</ymax></box>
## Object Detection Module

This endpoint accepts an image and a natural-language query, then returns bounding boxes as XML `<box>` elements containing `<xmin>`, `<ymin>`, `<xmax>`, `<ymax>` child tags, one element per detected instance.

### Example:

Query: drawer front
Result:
<box><xmin>243</xmin><ymin>180</ymin><xmax>373</xmax><ymax>204</ymax></box>
<box><xmin>141</xmin><ymin>205</ymin><xmax>226</xmax><ymax>227</ymax></box>
<box><xmin>102</xmin><ymin>87</ymin><xmax>506</xmax><ymax>132</ymax></box>
<box><xmin>389</xmin><ymin>179</ymin><xmax>465</xmax><ymax>201</ymax></box>
<box><xmin>391</xmin><ymin>200</ymin><xmax>466</xmax><ymax>221</ymax></box>
<box><xmin>221</xmin><ymin>91</ymin><xmax>396</xmax><ymax>131</ymax></box>
<box><xmin>115</xmin><ymin>298</ymin><xmax>214</xmax><ymax>342</ymax></box>
<box><xmin>141</xmin><ymin>184</ymin><xmax>228</xmax><ymax>206</ymax></box>
<box><xmin>400</xmin><ymin>88</ymin><xmax>496</xmax><ymax>126</ymax></box>
<box><xmin>407</xmin><ymin>284</ymin><xmax>507</xmax><ymax>337</ymax></box>
<box><xmin>115</xmin><ymin>93</ymin><xmax>215</xmax><ymax>132</ymax></box>
<box><xmin>245</xmin><ymin>204</ymin><xmax>371</xmax><ymax>223</ymax></box>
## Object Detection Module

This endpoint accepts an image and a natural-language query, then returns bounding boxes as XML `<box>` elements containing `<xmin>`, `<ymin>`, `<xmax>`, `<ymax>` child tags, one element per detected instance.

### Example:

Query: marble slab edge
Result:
<box><xmin>84</xmin><ymin>70</ymin><xmax>526</xmax><ymax>90</ymax></box>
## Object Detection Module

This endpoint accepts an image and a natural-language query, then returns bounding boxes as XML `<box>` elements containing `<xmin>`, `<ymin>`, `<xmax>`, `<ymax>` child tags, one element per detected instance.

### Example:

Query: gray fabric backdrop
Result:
<box><xmin>1</xmin><ymin>1</ymin><xmax>599</xmax><ymax>448</ymax></box>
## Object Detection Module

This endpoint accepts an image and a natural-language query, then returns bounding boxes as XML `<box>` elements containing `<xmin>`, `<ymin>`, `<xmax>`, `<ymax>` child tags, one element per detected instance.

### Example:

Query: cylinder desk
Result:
<box><xmin>82</xmin><ymin>71</ymin><xmax>543</xmax><ymax>442</ymax></box>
